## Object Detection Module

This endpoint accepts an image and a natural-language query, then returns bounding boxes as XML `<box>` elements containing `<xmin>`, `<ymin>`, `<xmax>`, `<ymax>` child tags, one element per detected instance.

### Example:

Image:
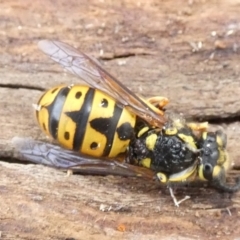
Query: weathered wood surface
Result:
<box><xmin>0</xmin><ymin>0</ymin><xmax>240</xmax><ymax>239</ymax></box>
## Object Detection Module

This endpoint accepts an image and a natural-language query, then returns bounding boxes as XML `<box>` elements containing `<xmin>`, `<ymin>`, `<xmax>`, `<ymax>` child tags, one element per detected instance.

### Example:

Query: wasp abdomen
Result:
<box><xmin>35</xmin><ymin>85</ymin><xmax>136</xmax><ymax>158</ymax></box>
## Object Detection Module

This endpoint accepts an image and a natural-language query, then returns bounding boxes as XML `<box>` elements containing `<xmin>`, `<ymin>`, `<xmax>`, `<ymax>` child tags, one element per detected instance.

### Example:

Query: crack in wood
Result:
<box><xmin>0</xmin><ymin>83</ymin><xmax>45</xmax><ymax>91</ymax></box>
<box><xmin>99</xmin><ymin>52</ymin><xmax>153</xmax><ymax>60</ymax></box>
<box><xmin>207</xmin><ymin>115</ymin><xmax>240</xmax><ymax>124</ymax></box>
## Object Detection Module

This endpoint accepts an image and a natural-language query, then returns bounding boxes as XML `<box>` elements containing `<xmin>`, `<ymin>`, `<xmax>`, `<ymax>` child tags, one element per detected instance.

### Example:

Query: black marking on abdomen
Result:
<box><xmin>66</xmin><ymin>88</ymin><xmax>95</xmax><ymax>151</ymax></box>
<box><xmin>46</xmin><ymin>87</ymin><xmax>70</xmax><ymax>139</ymax></box>
<box><xmin>90</xmin><ymin>104</ymin><xmax>123</xmax><ymax>156</ymax></box>
<box><xmin>75</xmin><ymin>91</ymin><xmax>82</xmax><ymax>99</ymax></box>
<box><xmin>117</xmin><ymin>122</ymin><xmax>134</xmax><ymax>140</ymax></box>
<box><xmin>90</xmin><ymin>142</ymin><xmax>98</xmax><ymax>150</ymax></box>
<box><xmin>101</xmin><ymin>98</ymin><xmax>108</xmax><ymax>108</ymax></box>
<box><xmin>64</xmin><ymin>131</ymin><xmax>70</xmax><ymax>140</ymax></box>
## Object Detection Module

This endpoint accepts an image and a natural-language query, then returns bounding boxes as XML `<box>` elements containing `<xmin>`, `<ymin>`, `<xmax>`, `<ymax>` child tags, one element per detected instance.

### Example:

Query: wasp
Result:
<box><xmin>13</xmin><ymin>40</ymin><xmax>240</xmax><ymax>206</ymax></box>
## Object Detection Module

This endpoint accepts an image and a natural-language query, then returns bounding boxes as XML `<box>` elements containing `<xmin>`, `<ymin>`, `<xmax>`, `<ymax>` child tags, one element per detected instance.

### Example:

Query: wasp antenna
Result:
<box><xmin>32</xmin><ymin>103</ymin><xmax>42</xmax><ymax>111</ymax></box>
<box><xmin>212</xmin><ymin>173</ymin><xmax>240</xmax><ymax>193</ymax></box>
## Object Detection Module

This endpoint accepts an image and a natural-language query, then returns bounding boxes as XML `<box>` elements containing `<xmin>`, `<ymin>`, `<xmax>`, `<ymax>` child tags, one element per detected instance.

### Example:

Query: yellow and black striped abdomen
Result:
<box><xmin>35</xmin><ymin>85</ymin><xmax>136</xmax><ymax>157</ymax></box>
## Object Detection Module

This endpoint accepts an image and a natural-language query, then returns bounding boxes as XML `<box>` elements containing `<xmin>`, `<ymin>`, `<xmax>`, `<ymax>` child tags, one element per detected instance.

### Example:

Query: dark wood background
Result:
<box><xmin>0</xmin><ymin>0</ymin><xmax>240</xmax><ymax>239</ymax></box>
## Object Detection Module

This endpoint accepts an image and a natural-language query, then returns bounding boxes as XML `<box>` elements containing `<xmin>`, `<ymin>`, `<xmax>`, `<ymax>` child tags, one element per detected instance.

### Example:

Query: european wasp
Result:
<box><xmin>13</xmin><ymin>40</ymin><xmax>240</xmax><ymax>206</ymax></box>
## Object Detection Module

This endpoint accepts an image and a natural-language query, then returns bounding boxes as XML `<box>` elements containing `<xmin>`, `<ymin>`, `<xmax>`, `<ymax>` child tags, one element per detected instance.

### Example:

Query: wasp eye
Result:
<box><xmin>204</xmin><ymin>163</ymin><xmax>213</xmax><ymax>173</ymax></box>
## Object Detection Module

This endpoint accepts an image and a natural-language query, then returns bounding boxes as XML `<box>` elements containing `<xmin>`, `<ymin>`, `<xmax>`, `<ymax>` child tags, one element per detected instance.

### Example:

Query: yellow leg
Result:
<box><xmin>139</xmin><ymin>96</ymin><xmax>169</xmax><ymax>116</ymax></box>
<box><xmin>187</xmin><ymin>122</ymin><xmax>209</xmax><ymax>132</ymax></box>
<box><xmin>147</xmin><ymin>96</ymin><xmax>169</xmax><ymax>109</ymax></box>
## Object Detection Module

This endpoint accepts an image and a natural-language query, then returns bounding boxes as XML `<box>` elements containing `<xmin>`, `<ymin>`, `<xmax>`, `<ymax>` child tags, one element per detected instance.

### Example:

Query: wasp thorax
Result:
<box><xmin>129</xmin><ymin>124</ymin><xmax>199</xmax><ymax>175</ymax></box>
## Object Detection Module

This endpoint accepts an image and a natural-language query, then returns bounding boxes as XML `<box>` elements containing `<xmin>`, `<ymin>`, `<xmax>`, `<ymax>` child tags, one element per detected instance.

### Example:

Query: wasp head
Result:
<box><xmin>198</xmin><ymin>130</ymin><xmax>240</xmax><ymax>192</ymax></box>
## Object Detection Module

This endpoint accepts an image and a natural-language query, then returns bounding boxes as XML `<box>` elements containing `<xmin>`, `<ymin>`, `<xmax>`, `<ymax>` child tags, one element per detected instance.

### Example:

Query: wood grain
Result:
<box><xmin>1</xmin><ymin>0</ymin><xmax>240</xmax><ymax>239</ymax></box>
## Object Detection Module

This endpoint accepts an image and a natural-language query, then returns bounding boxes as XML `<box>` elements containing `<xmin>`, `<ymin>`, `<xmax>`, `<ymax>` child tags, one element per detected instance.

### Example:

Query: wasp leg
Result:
<box><xmin>138</xmin><ymin>96</ymin><xmax>169</xmax><ymax>116</ymax></box>
<box><xmin>177</xmin><ymin>195</ymin><xmax>191</xmax><ymax>205</ymax></box>
<box><xmin>187</xmin><ymin>122</ymin><xmax>209</xmax><ymax>132</ymax></box>
<box><xmin>168</xmin><ymin>187</ymin><xmax>191</xmax><ymax>207</ymax></box>
<box><xmin>66</xmin><ymin>169</ymin><xmax>73</xmax><ymax>177</ymax></box>
<box><xmin>147</xmin><ymin>96</ymin><xmax>169</xmax><ymax>110</ymax></box>
<box><xmin>156</xmin><ymin>172</ymin><xmax>191</xmax><ymax>207</ymax></box>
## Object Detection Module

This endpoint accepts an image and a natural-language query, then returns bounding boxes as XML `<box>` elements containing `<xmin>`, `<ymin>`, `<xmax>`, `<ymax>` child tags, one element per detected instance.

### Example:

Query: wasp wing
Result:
<box><xmin>38</xmin><ymin>40</ymin><xmax>166</xmax><ymax>127</ymax></box>
<box><xmin>12</xmin><ymin>137</ymin><xmax>154</xmax><ymax>179</ymax></box>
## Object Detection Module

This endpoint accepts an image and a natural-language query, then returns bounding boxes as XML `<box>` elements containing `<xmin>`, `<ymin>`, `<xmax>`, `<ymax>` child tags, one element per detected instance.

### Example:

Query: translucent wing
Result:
<box><xmin>38</xmin><ymin>40</ymin><xmax>166</xmax><ymax>127</ymax></box>
<box><xmin>12</xmin><ymin>137</ymin><xmax>154</xmax><ymax>179</ymax></box>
